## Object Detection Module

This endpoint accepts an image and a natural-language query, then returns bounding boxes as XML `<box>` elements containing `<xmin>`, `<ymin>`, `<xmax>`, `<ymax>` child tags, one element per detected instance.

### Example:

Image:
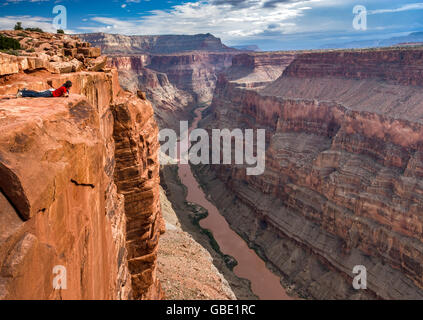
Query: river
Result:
<box><xmin>177</xmin><ymin>107</ymin><xmax>292</xmax><ymax>300</ymax></box>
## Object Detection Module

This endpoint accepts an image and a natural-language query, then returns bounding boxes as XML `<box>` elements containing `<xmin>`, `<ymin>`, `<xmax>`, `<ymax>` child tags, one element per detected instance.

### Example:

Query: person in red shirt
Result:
<box><xmin>17</xmin><ymin>81</ymin><xmax>72</xmax><ymax>98</ymax></box>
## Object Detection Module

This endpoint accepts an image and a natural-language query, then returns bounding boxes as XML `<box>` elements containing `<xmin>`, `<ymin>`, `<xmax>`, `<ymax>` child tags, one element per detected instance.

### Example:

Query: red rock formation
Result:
<box><xmin>107</xmin><ymin>52</ymin><xmax>235</xmax><ymax>129</ymax></box>
<box><xmin>0</xmin><ymin>32</ymin><xmax>163</xmax><ymax>300</ymax></box>
<box><xmin>112</xmin><ymin>94</ymin><xmax>164</xmax><ymax>299</ymax></box>
<box><xmin>108</xmin><ymin>55</ymin><xmax>151</xmax><ymax>73</ymax></box>
<box><xmin>78</xmin><ymin>33</ymin><xmax>237</xmax><ymax>55</ymax></box>
<box><xmin>145</xmin><ymin>52</ymin><xmax>234</xmax><ymax>103</ymax></box>
<box><xmin>108</xmin><ymin>56</ymin><xmax>194</xmax><ymax>130</ymax></box>
<box><xmin>282</xmin><ymin>48</ymin><xmax>423</xmax><ymax>87</ymax></box>
<box><xmin>196</xmin><ymin>48</ymin><xmax>423</xmax><ymax>299</ymax></box>
<box><xmin>105</xmin><ymin>51</ymin><xmax>293</xmax><ymax>132</ymax></box>
<box><xmin>225</xmin><ymin>52</ymin><xmax>296</xmax><ymax>87</ymax></box>
<box><xmin>0</xmin><ymin>31</ymin><xmax>107</xmax><ymax>76</ymax></box>
<box><xmin>79</xmin><ymin>34</ymin><xmax>241</xmax><ymax>128</ymax></box>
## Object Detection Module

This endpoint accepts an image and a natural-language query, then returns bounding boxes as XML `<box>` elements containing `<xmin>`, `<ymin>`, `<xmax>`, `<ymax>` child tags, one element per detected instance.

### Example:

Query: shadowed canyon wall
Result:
<box><xmin>194</xmin><ymin>48</ymin><xmax>423</xmax><ymax>299</ymax></box>
<box><xmin>107</xmin><ymin>51</ymin><xmax>295</xmax><ymax>130</ymax></box>
<box><xmin>107</xmin><ymin>53</ymin><xmax>234</xmax><ymax>130</ymax></box>
<box><xmin>78</xmin><ymin>32</ymin><xmax>242</xmax><ymax>129</ymax></box>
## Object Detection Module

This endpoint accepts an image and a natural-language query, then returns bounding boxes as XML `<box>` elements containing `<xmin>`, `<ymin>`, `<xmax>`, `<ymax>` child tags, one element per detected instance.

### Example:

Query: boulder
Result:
<box><xmin>75</xmin><ymin>53</ymin><xmax>85</xmax><ymax>62</ymax></box>
<box><xmin>17</xmin><ymin>57</ymin><xmax>29</xmax><ymax>71</ymax></box>
<box><xmin>70</xmin><ymin>58</ymin><xmax>83</xmax><ymax>72</ymax></box>
<box><xmin>76</xmin><ymin>42</ymin><xmax>90</xmax><ymax>48</ymax></box>
<box><xmin>49</xmin><ymin>55</ymin><xmax>62</xmax><ymax>63</ymax></box>
<box><xmin>64</xmin><ymin>41</ymin><xmax>77</xmax><ymax>49</ymax></box>
<box><xmin>137</xmin><ymin>90</ymin><xmax>147</xmax><ymax>100</ymax></box>
<box><xmin>49</xmin><ymin>61</ymin><xmax>73</xmax><ymax>74</ymax></box>
<box><xmin>38</xmin><ymin>43</ymin><xmax>51</xmax><ymax>51</ymax></box>
<box><xmin>87</xmin><ymin>56</ymin><xmax>107</xmax><ymax>72</ymax></box>
<box><xmin>0</xmin><ymin>53</ymin><xmax>20</xmax><ymax>76</ymax></box>
<box><xmin>77</xmin><ymin>47</ymin><xmax>101</xmax><ymax>58</ymax></box>
<box><xmin>27</xmin><ymin>56</ymin><xmax>49</xmax><ymax>70</ymax></box>
<box><xmin>64</xmin><ymin>48</ymin><xmax>77</xmax><ymax>57</ymax></box>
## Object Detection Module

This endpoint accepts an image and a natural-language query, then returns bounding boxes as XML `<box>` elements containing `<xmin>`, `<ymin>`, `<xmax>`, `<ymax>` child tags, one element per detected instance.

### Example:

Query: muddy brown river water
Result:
<box><xmin>177</xmin><ymin>107</ymin><xmax>292</xmax><ymax>300</ymax></box>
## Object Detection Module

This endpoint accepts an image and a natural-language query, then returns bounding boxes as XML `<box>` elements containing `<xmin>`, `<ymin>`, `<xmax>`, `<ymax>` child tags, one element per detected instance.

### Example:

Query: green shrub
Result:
<box><xmin>14</xmin><ymin>22</ymin><xmax>23</xmax><ymax>31</ymax></box>
<box><xmin>25</xmin><ymin>27</ymin><xmax>44</xmax><ymax>33</ymax></box>
<box><xmin>57</xmin><ymin>29</ymin><xmax>65</xmax><ymax>34</ymax></box>
<box><xmin>0</xmin><ymin>35</ymin><xmax>21</xmax><ymax>50</ymax></box>
<box><xmin>0</xmin><ymin>49</ymin><xmax>20</xmax><ymax>56</ymax></box>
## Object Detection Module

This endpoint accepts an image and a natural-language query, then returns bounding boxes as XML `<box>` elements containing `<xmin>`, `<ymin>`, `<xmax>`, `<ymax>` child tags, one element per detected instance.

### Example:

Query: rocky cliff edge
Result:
<box><xmin>0</xmin><ymin>30</ymin><xmax>164</xmax><ymax>300</ymax></box>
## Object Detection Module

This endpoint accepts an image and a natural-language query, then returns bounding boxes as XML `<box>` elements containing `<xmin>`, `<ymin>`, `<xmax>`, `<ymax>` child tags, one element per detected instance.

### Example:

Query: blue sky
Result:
<box><xmin>1</xmin><ymin>0</ymin><xmax>423</xmax><ymax>50</ymax></box>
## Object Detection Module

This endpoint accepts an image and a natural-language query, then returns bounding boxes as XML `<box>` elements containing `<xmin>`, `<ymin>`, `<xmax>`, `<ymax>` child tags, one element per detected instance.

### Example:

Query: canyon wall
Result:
<box><xmin>109</xmin><ymin>55</ymin><xmax>194</xmax><ymax>130</ymax></box>
<box><xmin>225</xmin><ymin>52</ymin><xmax>296</xmax><ymax>87</ymax></box>
<box><xmin>108</xmin><ymin>52</ymin><xmax>234</xmax><ymax>129</ymax></box>
<box><xmin>78</xmin><ymin>33</ymin><xmax>237</xmax><ymax>55</ymax></box>
<box><xmin>80</xmin><ymin>33</ymin><xmax>423</xmax><ymax>300</ymax></box>
<box><xmin>0</xmin><ymin>31</ymin><xmax>163</xmax><ymax>299</ymax></box>
<box><xmin>282</xmin><ymin>49</ymin><xmax>423</xmax><ymax>87</ymax></box>
<box><xmin>80</xmin><ymin>33</ymin><xmax>240</xmax><ymax>128</ymax></box>
<box><xmin>146</xmin><ymin>53</ymin><xmax>234</xmax><ymax>103</ymax></box>
<box><xmin>195</xmin><ymin>47</ymin><xmax>423</xmax><ymax>299</ymax></box>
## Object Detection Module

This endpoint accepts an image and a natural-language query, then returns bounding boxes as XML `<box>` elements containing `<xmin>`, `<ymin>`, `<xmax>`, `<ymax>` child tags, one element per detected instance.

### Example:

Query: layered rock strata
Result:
<box><xmin>146</xmin><ymin>53</ymin><xmax>234</xmax><ymax>103</ymax></box>
<box><xmin>106</xmin><ymin>52</ymin><xmax>235</xmax><ymax>129</ymax></box>
<box><xmin>0</xmin><ymin>32</ymin><xmax>163</xmax><ymax>300</ymax></box>
<box><xmin>109</xmin><ymin>55</ymin><xmax>194</xmax><ymax>130</ymax></box>
<box><xmin>78</xmin><ymin>33</ymin><xmax>237</xmax><ymax>55</ymax></box>
<box><xmin>196</xmin><ymin>48</ymin><xmax>423</xmax><ymax>299</ymax></box>
<box><xmin>78</xmin><ymin>32</ymin><xmax>256</xmax><ymax>300</ymax></box>
<box><xmin>111</xmin><ymin>94</ymin><xmax>164</xmax><ymax>299</ymax></box>
<box><xmin>225</xmin><ymin>52</ymin><xmax>296</xmax><ymax>87</ymax></box>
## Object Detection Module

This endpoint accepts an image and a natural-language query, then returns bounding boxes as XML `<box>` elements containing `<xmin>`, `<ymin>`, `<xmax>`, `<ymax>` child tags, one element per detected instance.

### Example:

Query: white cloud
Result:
<box><xmin>2</xmin><ymin>0</ymin><xmax>49</xmax><ymax>5</ymax></box>
<box><xmin>0</xmin><ymin>15</ymin><xmax>74</xmax><ymax>33</ymax></box>
<box><xmin>77</xmin><ymin>0</ymin><xmax>326</xmax><ymax>41</ymax></box>
<box><xmin>369</xmin><ymin>3</ymin><xmax>423</xmax><ymax>15</ymax></box>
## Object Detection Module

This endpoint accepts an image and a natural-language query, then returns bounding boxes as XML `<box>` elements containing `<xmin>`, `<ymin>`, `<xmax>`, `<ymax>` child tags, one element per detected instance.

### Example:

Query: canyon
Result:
<box><xmin>106</xmin><ymin>52</ymin><xmax>234</xmax><ymax>130</ymax></box>
<box><xmin>78</xmin><ymin>32</ymin><xmax>238</xmax><ymax>127</ymax></box>
<box><xmin>102</xmin><ymin>37</ymin><xmax>299</xmax><ymax>299</ymax></box>
<box><xmin>97</xmin><ymin>32</ymin><xmax>423</xmax><ymax>300</ymax></box>
<box><xmin>2</xmin><ymin>28</ymin><xmax>423</xmax><ymax>301</ymax></box>
<box><xmin>195</xmin><ymin>47</ymin><xmax>423</xmax><ymax>299</ymax></box>
<box><xmin>0</xmin><ymin>30</ymin><xmax>233</xmax><ymax>300</ymax></box>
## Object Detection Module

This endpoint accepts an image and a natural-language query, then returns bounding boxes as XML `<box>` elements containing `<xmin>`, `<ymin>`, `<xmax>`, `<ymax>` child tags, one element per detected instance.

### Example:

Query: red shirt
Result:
<box><xmin>52</xmin><ymin>86</ymin><xmax>68</xmax><ymax>97</ymax></box>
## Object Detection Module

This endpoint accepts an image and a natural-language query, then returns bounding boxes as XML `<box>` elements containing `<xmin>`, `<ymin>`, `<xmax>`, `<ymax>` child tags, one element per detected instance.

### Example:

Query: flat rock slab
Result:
<box><xmin>0</xmin><ymin>94</ymin><xmax>100</xmax><ymax>220</ymax></box>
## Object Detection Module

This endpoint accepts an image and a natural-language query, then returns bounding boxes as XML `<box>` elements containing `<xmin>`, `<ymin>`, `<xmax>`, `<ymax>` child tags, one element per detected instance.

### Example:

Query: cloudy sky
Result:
<box><xmin>1</xmin><ymin>0</ymin><xmax>423</xmax><ymax>50</ymax></box>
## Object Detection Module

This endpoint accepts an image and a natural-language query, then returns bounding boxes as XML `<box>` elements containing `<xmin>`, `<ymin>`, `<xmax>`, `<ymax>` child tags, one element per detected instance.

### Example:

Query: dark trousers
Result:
<box><xmin>21</xmin><ymin>90</ymin><xmax>53</xmax><ymax>98</ymax></box>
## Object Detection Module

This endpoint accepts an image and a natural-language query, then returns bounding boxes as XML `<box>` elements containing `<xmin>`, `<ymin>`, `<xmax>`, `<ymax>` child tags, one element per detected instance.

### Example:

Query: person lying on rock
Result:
<box><xmin>16</xmin><ymin>81</ymin><xmax>72</xmax><ymax>98</ymax></box>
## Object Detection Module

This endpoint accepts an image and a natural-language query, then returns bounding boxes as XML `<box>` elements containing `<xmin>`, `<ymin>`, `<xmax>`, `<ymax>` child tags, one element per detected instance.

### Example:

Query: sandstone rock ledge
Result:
<box><xmin>0</xmin><ymin>31</ymin><xmax>164</xmax><ymax>300</ymax></box>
